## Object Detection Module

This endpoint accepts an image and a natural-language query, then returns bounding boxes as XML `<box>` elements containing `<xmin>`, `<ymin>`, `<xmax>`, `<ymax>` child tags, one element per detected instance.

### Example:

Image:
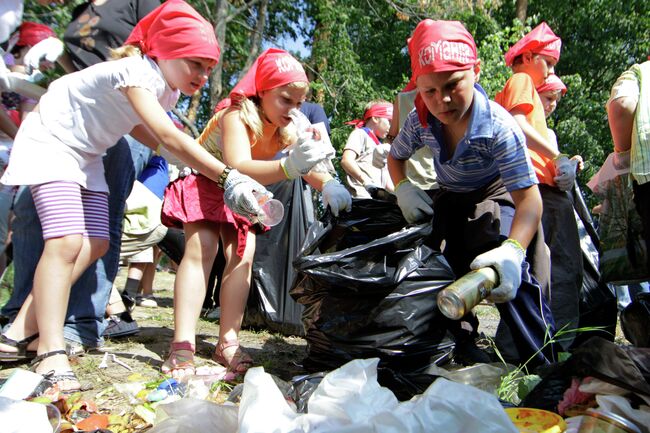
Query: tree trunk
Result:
<box><xmin>515</xmin><ymin>0</ymin><xmax>528</xmax><ymax>23</ymax></box>
<box><xmin>210</xmin><ymin>0</ymin><xmax>229</xmax><ymax>106</ymax></box>
<box><xmin>241</xmin><ymin>0</ymin><xmax>268</xmax><ymax>75</ymax></box>
<box><xmin>185</xmin><ymin>91</ymin><xmax>202</xmax><ymax>127</ymax></box>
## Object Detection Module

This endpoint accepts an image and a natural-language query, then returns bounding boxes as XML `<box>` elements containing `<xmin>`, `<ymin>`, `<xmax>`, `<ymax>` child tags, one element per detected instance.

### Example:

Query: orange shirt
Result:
<box><xmin>495</xmin><ymin>73</ymin><xmax>556</xmax><ymax>186</ymax></box>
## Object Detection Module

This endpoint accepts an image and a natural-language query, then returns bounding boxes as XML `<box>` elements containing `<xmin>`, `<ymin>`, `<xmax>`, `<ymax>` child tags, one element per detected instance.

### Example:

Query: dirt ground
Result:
<box><xmin>0</xmin><ymin>266</ymin><xmax>625</xmax><ymax>432</ymax></box>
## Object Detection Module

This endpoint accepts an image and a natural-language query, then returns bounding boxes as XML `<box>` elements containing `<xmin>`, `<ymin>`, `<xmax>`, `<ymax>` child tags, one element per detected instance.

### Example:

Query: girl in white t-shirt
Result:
<box><xmin>0</xmin><ymin>0</ymin><xmax>267</xmax><ymax>394</ymax></box>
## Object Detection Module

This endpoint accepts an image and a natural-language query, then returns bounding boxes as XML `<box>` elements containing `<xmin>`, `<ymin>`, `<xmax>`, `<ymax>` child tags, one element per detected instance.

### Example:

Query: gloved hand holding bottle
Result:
<box><xmin>222</xmin><ymin>168</ymin><xmax>268</xmax><ymax>221</ymax></box>
<box><xmin>469</xmin><ymin>239</ymin><xmax>526</xmax><ymax>303</ymax></box>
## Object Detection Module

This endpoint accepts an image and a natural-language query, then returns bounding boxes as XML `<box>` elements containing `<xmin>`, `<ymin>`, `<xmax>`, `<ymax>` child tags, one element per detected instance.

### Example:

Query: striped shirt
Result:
<box><xmin>607</xmin><ymin>61</ymin><xmax>650</xmax><ymax>185</ymax></box>
<box><xmin>391</xmin><ymin>84</ymin><xmax>538</xmax><ymax>193</ymax></box>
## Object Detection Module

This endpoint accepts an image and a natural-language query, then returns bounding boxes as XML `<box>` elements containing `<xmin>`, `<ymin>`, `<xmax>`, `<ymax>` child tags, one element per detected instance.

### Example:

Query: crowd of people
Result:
<box><xmin>0</xmin><ymin>0</ymin><xmax>647</xmax><ymax>396</ymax></box>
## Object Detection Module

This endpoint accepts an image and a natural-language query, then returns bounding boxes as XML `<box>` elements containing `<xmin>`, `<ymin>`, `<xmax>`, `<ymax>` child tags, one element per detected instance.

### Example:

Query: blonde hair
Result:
<box><xmin>364</xmin><ymin>99</ymin><xmax>391</xmax><ymax>113</ymax></box>
<box><xmin>109</xmin><ymin>45</ymin><xmax>142</xmax><ymax>60</ymax></box>
<box><xmin>232</xmin><ymin>81</ymin><xmax>309</xmax><ymax>149</ymax></box>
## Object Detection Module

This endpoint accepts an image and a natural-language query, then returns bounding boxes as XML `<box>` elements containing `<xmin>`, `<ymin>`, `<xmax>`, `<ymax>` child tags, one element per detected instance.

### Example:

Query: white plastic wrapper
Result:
<box><xmin>287</xmin><ymin>109</ymin><xmax>336</xmax><ymax>175</ymax></box>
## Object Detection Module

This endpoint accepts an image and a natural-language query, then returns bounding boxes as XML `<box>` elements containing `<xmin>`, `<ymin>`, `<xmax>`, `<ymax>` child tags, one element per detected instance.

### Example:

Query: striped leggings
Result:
<box><xmin>30</xmin><ymin>181</ymin><xmax>109</xmax><ymax>240</ymax></box>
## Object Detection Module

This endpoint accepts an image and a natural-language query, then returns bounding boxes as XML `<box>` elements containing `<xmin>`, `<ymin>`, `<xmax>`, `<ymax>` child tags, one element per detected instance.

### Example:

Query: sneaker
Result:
<box><xmin>103</xmin><ymin>312</ymin><xmax>139</xmax><ymax>339</ymax></box>
<box><xmin>204</xmin><ymin>307</ymin><xmax>221</xmax><ymax>320</ymax></box>
<box><xmin>136</xmin><ymin>294</ymin><xmax>158</xmax><ymax>308</ymax></box>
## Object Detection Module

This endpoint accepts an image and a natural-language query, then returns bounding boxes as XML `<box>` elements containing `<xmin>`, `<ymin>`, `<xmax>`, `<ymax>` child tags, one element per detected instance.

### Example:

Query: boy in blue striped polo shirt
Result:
<box><xmin>387</xmin><ymin>19</ymin><xmax>555</xmax><ymax>366</ymax></box>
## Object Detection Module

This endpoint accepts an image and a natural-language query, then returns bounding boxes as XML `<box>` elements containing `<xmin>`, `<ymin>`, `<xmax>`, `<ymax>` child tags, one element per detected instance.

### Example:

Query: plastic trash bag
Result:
<box><xmin>238</xmin><ymin>358</ymin><xmax>518</xmax><ymax>433</ymax></box>
<box><xmin>290</xmin><ymin>199</ymin><xmax>456</xmax><ymax>372</ymax></box>
<box><xmin>591</xmin><ymin>172</ymin><xmax>649</xmax><ymax>284</ymax></box>
<box><xmin>621</xmin><ymin>292</ymin><xmax>650</xmax><ymax>347</ymax></box>
<box><xmin>148</xmin><ymin>398</ymin><xmax>239</xmax><ymax>433</ymax></box>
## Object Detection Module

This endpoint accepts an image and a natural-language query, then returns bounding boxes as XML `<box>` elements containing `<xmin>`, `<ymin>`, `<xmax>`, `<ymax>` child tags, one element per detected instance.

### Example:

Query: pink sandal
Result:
<box><xmin>212</xmin><ymin>339</ymin><xmax>253</xmax><ymax>375</ymax></box>
<box><xmin>161</xmin><ymin>341</ymin><xmax>195</xmax><ymax>376</ymax></box>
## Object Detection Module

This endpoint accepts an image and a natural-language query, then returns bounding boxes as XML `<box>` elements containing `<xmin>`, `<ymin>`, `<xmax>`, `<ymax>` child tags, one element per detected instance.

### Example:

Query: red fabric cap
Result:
<box><xmin>214</xmin><ymin>98</ymin><xmax>232</xmax><ymax>113</ymax></box>
<box><xmin>229</xmin><ymin>48</ymin><xmax>308</xmax><ymax>101</ymax></box>
<box><xmin>346</xmin><ymin>102</ymin><xmax>393</xmax><ymax>128</ymax></box>
<box><xmin>536</xmin><ymin>73</ymin><xmax>567</xmax><ymax>95</ymax></box>
<box><xmin>408</xmin><ymin>19</ymin><xmax>477</xmax><ymax>80</ymax></box>
<box><xmin>16</xmin><ymin>22</ymin><xmax>55</xmax><ymax>47</ymax></box>
<box><xmin>124</xmin><ymin>0</ymin><xmax>220</xmax><ymax>63</ymax></box>
<box><xmin>505</xmin><ymin>22</ymin><xmax>561</xmax><ymax>67</ymax></box>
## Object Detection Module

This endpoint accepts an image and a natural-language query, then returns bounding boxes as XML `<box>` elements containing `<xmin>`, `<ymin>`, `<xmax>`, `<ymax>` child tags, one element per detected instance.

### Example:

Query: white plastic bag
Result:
<box><xmin>238</xmin><ymin>358</ymin><xmax>518</xmax><ymax>433</ymax></box>
<box><xmin>587</xmin><ymin>151</ymin><xmax>631</xmax><ymax>194</ymax></box>
<box><xmin>148</xmin><ymin>398</ymin><xmax>238</xmax><ymax>433</ymax></box>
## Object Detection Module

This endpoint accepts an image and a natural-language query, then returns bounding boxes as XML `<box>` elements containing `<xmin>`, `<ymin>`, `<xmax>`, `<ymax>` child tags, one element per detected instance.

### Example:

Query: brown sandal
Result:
<box><xmin>161</xmin><ymin>341</ymin><xmax>196</xmax><ymax>376</ymax></box>
<box><xmin>212</xmin><ymin>339</ymin><xmax>253</xmax><ymax>375</ymax></box>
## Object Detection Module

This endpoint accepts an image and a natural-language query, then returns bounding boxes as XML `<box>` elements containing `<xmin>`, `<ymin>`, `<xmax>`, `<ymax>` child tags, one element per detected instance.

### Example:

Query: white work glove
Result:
<box><xmin>23</xmin><ymin>37</ymin><xmax>65</xmax><ymax>74</ymax></box>
<box><xmin>281</xmin><ymin>138</ymin><xmax>329</xmax><ymax>179</ymax></box>
<box><xmin>322</xmin><ymin>179</ymin><xmax>352</xmax><ymax>217</ymax></box>
<box><xmin>222</xmin><ymin>169</ymin><xmax>267</xmax><ymax>221</ymax></box>
<box><xmin>553</xmin><ymin>155</ymin><xmax>577</xmax><ymax>192</ymax></box>
<box><xmin>0</xmin><ymin>56</ymin><xmax>9</xmax><ymax>91</ymax></box>
<box><xmin>394</xmin><ymin>180</ymin><xmax>433</xmax><ymax>224</ymax></box>
<box><xmin>470</xmin><ymin>240</ymin><xmax>526</xmax><ymax>303</ymax></box>
<box><xmin>372</xmin><ymin>143</ymin><xmax>391</xmax><ymax>168</ymax></box>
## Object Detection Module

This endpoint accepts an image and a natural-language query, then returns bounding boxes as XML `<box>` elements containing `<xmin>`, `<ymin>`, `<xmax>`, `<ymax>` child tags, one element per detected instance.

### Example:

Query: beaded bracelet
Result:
<box><xmin>217</xmin><ymin>165</ymin><xmax>233</xmax><ymax>189</ymax></box>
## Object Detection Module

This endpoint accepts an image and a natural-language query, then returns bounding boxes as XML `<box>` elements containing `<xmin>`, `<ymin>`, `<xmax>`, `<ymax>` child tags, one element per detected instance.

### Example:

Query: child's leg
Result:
<box><xmin>2</xmin><ymin>183</ymin><xmax>108</xmax><ymax>391</ymax></box>
<box><xmin>214</xmin><ymin>227</ymin><xmax>255</xmax><ymax>372</ymax></box>
<box><xmin>163</xmin><ymin>221</ymin><xmax>219</xmax><ymax>377</ymax></box>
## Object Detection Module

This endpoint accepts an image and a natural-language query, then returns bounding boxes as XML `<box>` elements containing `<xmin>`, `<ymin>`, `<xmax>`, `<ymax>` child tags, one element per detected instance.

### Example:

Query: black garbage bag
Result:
<box><xmin>290</xmin><ymin>199</ymin><xmax>456</xmax><ymax>372</ymax></box>
<box><xmin>621</xmin><ymin>292</ymin><xmax>650</xmax><ymax>347</ymax></box>
<box><xmin>246</xmin><ymin>178</ymin><xmax>314</xmax><ymax>336</ymax></box>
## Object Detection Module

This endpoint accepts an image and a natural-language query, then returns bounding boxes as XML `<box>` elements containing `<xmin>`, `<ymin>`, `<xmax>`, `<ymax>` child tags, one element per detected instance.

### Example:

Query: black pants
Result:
<box><xmin>633</xmin><ymin>180</ymin><xmax>650</xmax><ymax>271</ymax></box>
<box><xmin>427</xmin><ymin>178</ymin><xmax>556</xmax><ymax>366</ymax></box>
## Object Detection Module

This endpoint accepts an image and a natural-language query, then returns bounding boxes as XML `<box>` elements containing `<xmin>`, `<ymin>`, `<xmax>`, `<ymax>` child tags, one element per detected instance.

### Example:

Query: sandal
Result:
<box><xmin>30</xmin><ymin>349</ymin><xmax>81</xmax><ymax>396</ymax></box>
<box><xmin>212</xmin><ymin>338</ymin><xmax>253</xmax><ymax>375</ymax></box>
<box><xmin>0</xmin><ymin>332</ymin><xmax>39</xmax><ymax>362</ymax></box>
<box><xmin>161</xmin><ymin>341</ymin><xmax>196</xmax><ymax>377</ymax></box>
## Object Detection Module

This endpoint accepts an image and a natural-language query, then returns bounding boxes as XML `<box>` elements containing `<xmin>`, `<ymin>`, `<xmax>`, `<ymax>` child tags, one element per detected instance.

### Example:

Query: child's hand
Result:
<box><xmin>281</xmin><ymin>138</ymin><xmax>330</xmax><ymax>179</ymax></box>
<box><xmin>570</xmin><ymin>155</ymin><xmax>584</xmax><ymax>171</ymax></box>
<box><xmin>222</xmin><ymin>169</ymin><xmax>267</xmax><ymax>220</ymax></box>
<box><xmin>470</xmin><ymin>240</ymin><xmax>525</xmax><ymax>303</ymax></box>
<box><xmin>394</xmin><ymin>180</ymin><xmax>433</xmax><ymax>224</ymax></box>
<box><xmin>321</xmin><ymin>179</ymin><xmax>352</xmax><ymax>216</ymax></box>
<box><xmin>553</xmin><ymin>155</ymin><xmax>577</xmax><ymax>191</ymax></box>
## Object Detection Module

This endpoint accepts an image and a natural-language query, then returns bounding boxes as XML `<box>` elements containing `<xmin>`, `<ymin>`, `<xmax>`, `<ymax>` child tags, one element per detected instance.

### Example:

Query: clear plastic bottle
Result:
<box><xmin>253</xmin><ymin>192</ymin><xmax>284</xmax><ymax>227</ymax></box>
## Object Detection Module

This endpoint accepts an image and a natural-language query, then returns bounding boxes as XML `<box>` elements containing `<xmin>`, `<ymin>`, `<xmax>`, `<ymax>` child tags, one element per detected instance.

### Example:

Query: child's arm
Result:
<box><xmin>124</xmin><ymin>87</ymin><xmax>267</xmax><ymax>218</ymax></box>
<box><xmin>507</xmin><ymin>185</ymin><xmax>543</xmax><ymax>248</ymax></box>
<box><xmin>125</xmin><ymin>87</ymin><xmax>229</xmax><ymax>182</ymax></box>
<box><xmin>510</xmin><ymin>109</ymin><xmax>559</xmax><ymax>159</ymax></box>
<box><xmin>607</xmin><ymin>95</ymin><xmax>636</xmax><ymax>153</ymax></box>
<box><xmin>469</xmin><ymin>184</ymin><xmax>542</xmax><ymax>303</ymax></box>
<box><xmin>341</xmin><ymin>149</ymin><xmax>375</xmax><ymax>187</ymax></box>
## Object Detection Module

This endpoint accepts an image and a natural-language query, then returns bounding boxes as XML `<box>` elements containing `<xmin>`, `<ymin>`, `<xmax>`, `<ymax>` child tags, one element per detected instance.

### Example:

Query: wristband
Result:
<box><xmin>503</xmin><ymin>238</ymin><xmax>525</xmax><ymax>253</ymax></box>
<box><xmin>217</xmin><ymin>165</ymin><xmax>232</xmax><ymax>189</ymax></box>
<box><xmin>395</xmin><ymin>178</ymin><xmax>410</xmax><ymax>191</ymax></box>
<box><xmin>280</xmin><ymin>158</ymin><xmax>293</xmax><ymax>179</ymax></box>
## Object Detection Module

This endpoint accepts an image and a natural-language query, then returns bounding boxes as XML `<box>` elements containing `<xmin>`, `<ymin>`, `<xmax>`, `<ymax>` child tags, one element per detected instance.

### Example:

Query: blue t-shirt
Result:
<box><xmin>391</xmin><ymin>84</ymin><xmax>537</xmax><ymax>193</ymax></box>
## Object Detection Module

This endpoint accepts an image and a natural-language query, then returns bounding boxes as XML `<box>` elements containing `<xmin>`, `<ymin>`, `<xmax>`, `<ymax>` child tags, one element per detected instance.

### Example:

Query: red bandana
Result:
<box><xmin>229</xmin><ymin>48</ymin><xmax>308</xmax><ymax>101</ymax></box>
<box><xmin>505</xmin><ymin>22</ymin><xmax>561</xmax><ymax>67</ymax></box>
<box><xmin>16</xmin><ymin>22</ymin><xmax>55</xmax><ymax>47</ymax></box>
<box><xmin>536</xmin><ymin>73</ymin><xmax>567</xmax><ymax>95</ymax></box>
<box><xmin>346</xmin><ymin>102</ymin><xmax>393</xmax><ymax>128</ymax></box>
<box><xmin>124</xmin><ymin>0</ymin><xmax>220</xmax><ymax>63</ymax></box>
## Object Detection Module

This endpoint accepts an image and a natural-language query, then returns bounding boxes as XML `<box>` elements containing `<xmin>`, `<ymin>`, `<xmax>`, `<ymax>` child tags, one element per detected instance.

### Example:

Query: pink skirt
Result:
<box><xmin>161</xmin><ymin>173</ymin><xmax>264</xmax><ymax>257</ymax></box>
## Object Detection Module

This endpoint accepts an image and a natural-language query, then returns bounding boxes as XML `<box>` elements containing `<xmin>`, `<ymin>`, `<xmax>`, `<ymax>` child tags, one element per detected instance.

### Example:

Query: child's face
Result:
<box><xmin>370</xmin><ymin>117</ymin><xmax>391</xmax><ymax>139</ymax></box>
<box><xmin>416</xmin><ymin>65</ymin><xmax>479</xmax><ymax>128</ymax></box>
<box><xmin>158</xmin><ymin>57</ymin><xmax>216</xmax><ymax>95</ymax></box>
<box><xmin>522</xmin><ymin>53</ymin><xmax>556</xmax><ymax>86</ymax></box>
<box><xmin>539</xmin><ymin>90</ymin><xmax>562</xmax><ymax>118</ymax></box>
<box><xmin>259</xmin><ymin>84</ymin><xmax>308</xmax><ymax>128</ymax></box>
